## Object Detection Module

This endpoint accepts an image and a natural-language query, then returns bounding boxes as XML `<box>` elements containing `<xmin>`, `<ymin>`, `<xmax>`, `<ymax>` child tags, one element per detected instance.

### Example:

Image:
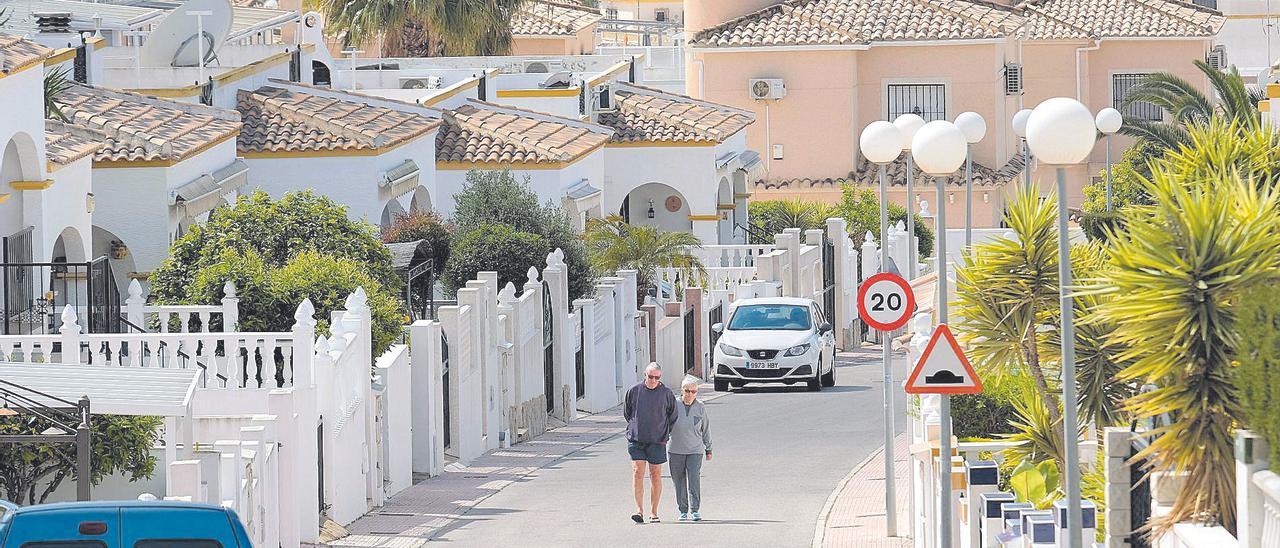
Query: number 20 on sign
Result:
<box><xmin>857</xmin><ymin>272</ymin><xmax>914</xmax><ymax>332</ymax></box>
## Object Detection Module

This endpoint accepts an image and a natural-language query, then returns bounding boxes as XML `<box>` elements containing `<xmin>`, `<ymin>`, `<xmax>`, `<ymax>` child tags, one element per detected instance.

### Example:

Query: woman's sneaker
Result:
<box><xmin>691</xmin><ymin>512</ymin><xmax>702</xmax><ymax>522</ymax></box>
<box><xmin>679</xmin><ymin>513</ymin><xmax>689</xmax><ymax>521</ymax></box>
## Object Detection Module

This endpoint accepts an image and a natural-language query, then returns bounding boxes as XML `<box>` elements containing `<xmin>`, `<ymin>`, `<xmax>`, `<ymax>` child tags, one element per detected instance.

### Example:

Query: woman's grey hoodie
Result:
<box><xmin>669</xmin><ymin>399</ymin><xmax>712</xmax><ymax>455</ymax></box>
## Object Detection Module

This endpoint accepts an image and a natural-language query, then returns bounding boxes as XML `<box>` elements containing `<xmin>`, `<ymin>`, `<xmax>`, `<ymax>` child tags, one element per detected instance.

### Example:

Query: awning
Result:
<box><xmin>380</xmin><ymin>159</ymin><xmax>420</xmax><ymax>199</ymax></box>
<box><xmin>564</xmin><ymin>178</ymin><xmax>602</xmax><ymax>201</ymax></box>
<box><xmin>739</xmin><ymin>150</ymin><xmax>765</xmax><ymax>182</ymax></box>
<box><xmin>0</xmin><ymin>362</ymin><xmax>198</xmax><ymax>416</ymax></box>
<box><xmin>171</xmin><ymin>159</ymin><xmax>249</xmax><ymax>217</ymax></box>
<box><xmin>715</xmin><ymin>151</ymin><xmax>742</xmax><ymax>171</ymax></box>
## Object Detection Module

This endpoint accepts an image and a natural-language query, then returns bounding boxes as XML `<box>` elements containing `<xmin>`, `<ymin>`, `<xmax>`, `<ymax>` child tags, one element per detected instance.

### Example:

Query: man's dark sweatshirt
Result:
<box><xmin>623</xmin><ymin>382</ymin><xmax>678</xmax><ymax>444</ymax></box>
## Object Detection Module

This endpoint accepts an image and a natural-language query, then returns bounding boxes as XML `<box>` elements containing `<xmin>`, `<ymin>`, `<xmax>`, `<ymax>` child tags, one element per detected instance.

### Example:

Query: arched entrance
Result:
<box><xmin>380</xmin><ymin>198</ymin><xmax>407</xmax><ymax>226</ymax></box>
<box><xmin>409</xmin><ymin>186</ymin><xmax>433</xmax><ymax>214</ymax></box>
<box><xmin>620</xmin><ymin>182</ymin><xmax>691</xmax><ymax>233</ymax></box>
<box><xmin>716</xmin><ymin>177</ymin><xmax>733</xmax><ymax>243</ymax></box>
<box><xmin>1</xmin><ymin>133</ymin><xmax>41</xmax><ymax>240</ymax></box>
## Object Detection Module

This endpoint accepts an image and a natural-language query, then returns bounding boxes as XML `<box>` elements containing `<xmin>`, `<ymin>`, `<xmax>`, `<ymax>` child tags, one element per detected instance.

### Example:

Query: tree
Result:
<box><xmin>150</xmin><ymin>191</ymin><xmax>404</xmax><ymax>356</ymax></box>
<box><xmin>0</xmin><ymin>414</ymin><xmax>162</xmax><ymax>505</ymax></box>
<box><xmin>583</xmin><ymin>216</ymin><xmax>704</xmax><ymax>302</ymax></box>
<box><xmin>1120</xmin><ymin>60</ymin><xmax>1263</xmax><ymax>151</ymax></box>
<box><xmin>313</xmin><ymin>0</ymin><xmax>526</xmax><ymax>57</ymax></box>
<box><xmin>449</xmin><ymin>170</ymin><xmax>595</xmax><ymax>300</ymax></box>
<box><xmin>1236</xmin><ymin>283</ymin><xmax>1280</xmax><ymax>465</ymax></box>
<box><xmin>1090</xmin><ymin>169</ymin><xmax>1280</xmax><ymax>532</ymax></box>
<box><xmin>747</xmin><ymin>199</ymin><xmax>834</xmax><ymax>243</ymax></box>
<box><xmin>381</xmin><ymin>210</ymin><xmax>451</xmax><ymax>269</ymax></box>
<box><xmin>442</xmin><ymin>224</ymin><xmax>549</xmax><ymax>296</ymax></box>
<box><xmin>833</xmin><ymin>186</ymin><xmax>933</xmax><ymax>257</ymax></box>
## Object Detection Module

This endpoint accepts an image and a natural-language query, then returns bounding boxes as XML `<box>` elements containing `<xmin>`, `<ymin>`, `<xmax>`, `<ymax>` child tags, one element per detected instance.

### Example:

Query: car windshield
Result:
<box><xmin>727</xmin><ymin>304</ymin><xmax>811</xmax><ymax>331</ymax></box>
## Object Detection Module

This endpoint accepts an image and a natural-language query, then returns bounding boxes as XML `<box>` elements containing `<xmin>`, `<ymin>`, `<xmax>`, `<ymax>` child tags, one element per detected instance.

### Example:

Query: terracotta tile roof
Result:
<box><xmin>0</xmin><ymin>33</ymin><xmax>53</xmax><ymax>74</ymax></box>
<box><xmin>57</xmin><ymin>84</ymin><xmax>242</xmax><ymax>163</ymax></box>
<box><xmin>693</xmin><ymin>0</ymin><xmax>1221</xmax><ymax>47</ymax></box>
<box><xmin>597</xmin><ymin>84</ymin><xmax>754</xmax><ymax>143</ymax></box>
<box><xmin>512</xmin><ymin>0</ymin><xmax>602</xmax><ymax>36</ymax></box>
<box><xmin>236</xmin><ymin>86</ymin><xmax>440</xmax><ymax>154</ymax></box>
<box><xmin>693</xmin><ymin>0</ymin><xmax>1022</xmax><ymax>47</ymax></box>
<box><xmin>437</xmin><ymin>101</ymin><xmax>611</xmax><ymax>164</ymax></box>
<box><xmin>45</xmin><ymin>120</ymin><xmax>106</xmax><ymax>167</ymax></box>
<box><xmin>755</xmin><ymin>151</ymin><xmax>1024</xmax><ymax>189</ymax></box>
<box><xmin>1018</xmin><ymin>0</ymin><xmax>1223</xmax><ymax>39</ymax></box>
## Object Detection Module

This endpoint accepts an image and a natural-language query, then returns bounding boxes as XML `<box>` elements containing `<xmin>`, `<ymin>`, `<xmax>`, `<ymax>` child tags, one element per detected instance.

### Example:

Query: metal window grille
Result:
<box><xmin>887</xmin><ymin>83</ymin><xmax>947</xmax><ymax>122</ymax></box>
<box><xmin>606</xmin><ymin>8</ymin><xmax>618</xmax><ymax>19</ymax></box>
<box><xmin>654</xmin><ymin>9</ymin><xmax>668</xmax><ymax>22</ymax></box>
<box><xmin>1113</xmin><ymin>73</ymin><xmax>1163</xmax><ymax>122</ymax></box>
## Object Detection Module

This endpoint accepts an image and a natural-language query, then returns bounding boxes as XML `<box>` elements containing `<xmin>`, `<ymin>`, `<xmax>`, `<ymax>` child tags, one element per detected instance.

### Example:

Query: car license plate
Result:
<box><xmin>747</xmin><ymin>361</ymin><xmax>778</xmax><ymax>369</ymax></box>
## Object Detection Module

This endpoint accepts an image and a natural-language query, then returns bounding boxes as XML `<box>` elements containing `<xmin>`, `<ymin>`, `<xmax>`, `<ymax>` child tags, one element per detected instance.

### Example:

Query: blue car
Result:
<box><xmin>0</xmin><ymin>500</ymin><xmax>253</xmax><ymax>548</ymax></box>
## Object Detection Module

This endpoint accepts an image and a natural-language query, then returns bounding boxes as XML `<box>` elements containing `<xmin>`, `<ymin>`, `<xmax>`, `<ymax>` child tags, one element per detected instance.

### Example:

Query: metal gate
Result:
<box><xmin>87</xmin><ymin>257</ymin><xmax>120</xmax><ymax>334</ymax></box>
<box><xmin>683</xmin><ymin>306</ymin><xmax>695</xmax><ymax>374</ymax></box>
<box><xmin>2</xmin><ymin>227</ymin><xmax>34</xmax><ymax>334</ymax></box>
<box><xmin>317</xmin><ymin>421</ymin><xmax>325</xmax><ymax>513</ymax></box>
<box><xmin>708</xmin><ymin>303</ymin><xmax>723</xmax><ymax>348</ymax></box>
<box><xmin>821</xmin><ymin>235</ymin><xmax>837</xmax><ymax>322</ymax></box>
<box><xmin>575</xmin><ymin>317</ymin><xmax>585</xmax><ymax>399</ymax></box>
<box><xmin>441</xmin><ymin>333</ymin><xmax>451</xmax><ymax>450</ymax></box>
<box><xmin>1128</xmin><ymin>437</ymin><xmax>1153</xmax><ymax>547</ymax></box>
<box><xmin>542</xmin><ymin>282</ymin><xmax>555</xmax><ymax>413</ymax></box>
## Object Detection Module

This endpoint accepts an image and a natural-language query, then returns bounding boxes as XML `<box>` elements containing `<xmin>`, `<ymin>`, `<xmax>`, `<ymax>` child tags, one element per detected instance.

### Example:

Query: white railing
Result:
<box><xmin>691</xmin><ymin>244</ymin><xmax>777</xmax><ymax>267</ymax></box>
<box><xmin>1258</xmin><ymin>470</ymin><xmax>1280</xmax><ymax>547</ymax></box>
<box><xmin>123</xmin><ymin>279</ymin><xmax>239</xmax><ymax>334</ymax></box>
<box><xmin>595</xmin><ymin>46</ymin><xmax>684</xmax><ymax>83</ymax></box>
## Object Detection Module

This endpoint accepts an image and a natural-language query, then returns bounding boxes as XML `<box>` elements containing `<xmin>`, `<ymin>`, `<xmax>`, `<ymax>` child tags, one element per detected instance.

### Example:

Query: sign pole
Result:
<box><xmin>878</xmin><ymin>164</ymin><xmax>898</xmax><ymax>537</ymax></box>
<box><xmin>935</xmin><ymin>174</ymin><xmax>952</xmax><ymax>548</ymax></box>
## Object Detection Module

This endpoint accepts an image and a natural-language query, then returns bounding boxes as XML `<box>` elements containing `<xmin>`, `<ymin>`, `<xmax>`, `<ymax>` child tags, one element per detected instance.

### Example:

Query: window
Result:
<box><xmin>1112</xmin><ymin>73</ymin><xmax>1163</xmax><ymax>122</ymax></box>
<box><xmin>135</xmin><ymin>540</ymin><xmax>222</xmax><ymax>548</ymax></box>
<box><xmin>887</xmin><ymin>83</ymin><xmax>947</xmax><ymax>122</ymax></box>
<box><xmin>605</xmin><ymin>8</ymin><xmax>617</xmax><ymax>19</ymax></box>
<box><xmin>22</xmin><ymin>543</ymin><xmax>108</xmax><ymax>548</ymax></box>
<box><xmin>654</xmin><ymin>8</ymin><xmax>668</xmax><ymax>22</ymax></box>
<box><xmin>727</xmin><ymin>304</ymin><xmax>812</xmax><ymax>331</ymax></box>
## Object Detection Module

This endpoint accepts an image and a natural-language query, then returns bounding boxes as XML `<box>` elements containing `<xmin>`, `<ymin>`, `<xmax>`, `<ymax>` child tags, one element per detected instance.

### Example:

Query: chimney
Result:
<box><xmin>683</xmin><ymin>0</ymin><xmax>784</xmax><ymax>35</ymax></box>
<box><xmin>33</xmin><ymin>12</ymin><xmax>73</xmax><ymax>34</ymax></box>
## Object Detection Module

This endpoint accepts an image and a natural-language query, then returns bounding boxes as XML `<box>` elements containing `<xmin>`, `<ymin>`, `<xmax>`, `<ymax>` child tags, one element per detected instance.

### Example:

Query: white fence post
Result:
<box><xmin>890</xmin><ymin>220</ymin><xmax>910</xmax><ymax>278</ymax></box>
<box><xmin>58</xmin><ymin>306</ymin><xmax>81</xmax><ymax>364</ymax></box>
<box><xmin>222</xmin><ymin>281</ymin><xmax>240</xmax><ymax>332</ymax></box>
<box><xmin>1237</xmin><ymin>430</ymin><xmax>1271</xmax><ymax>548</ymax></box>
<box><xmin>126</xmin><ymin>279</ymin><xmax>146</xmax><ymax>329</ymax></box>
<box><xmin>499</xmin><ymin>280</ymin><xmax>521</xmax><ymax>444</ymax></box>
<box><xmin>288</xmin><ymin>300</ymin><xmax>317</xmax><ymax>545</ymax></box>
<box><xmin>410</xmin><ymin>319</ymin><xmax>444</xmax><ymax>477</ymax></box>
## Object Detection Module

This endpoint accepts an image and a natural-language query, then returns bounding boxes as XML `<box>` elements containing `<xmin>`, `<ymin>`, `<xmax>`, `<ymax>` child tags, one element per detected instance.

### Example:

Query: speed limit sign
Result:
<box><xmin>857</xmin><ymin>272</ymin><xmax>915</xmax><ymax>331</ymax></box>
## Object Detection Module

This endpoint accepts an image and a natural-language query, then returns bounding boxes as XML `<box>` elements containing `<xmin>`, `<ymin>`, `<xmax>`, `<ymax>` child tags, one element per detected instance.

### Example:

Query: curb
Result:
<box><xmin>811</xmin><ymin>442</ymin><xmax>888</xmax><ymax>548</ymax></box>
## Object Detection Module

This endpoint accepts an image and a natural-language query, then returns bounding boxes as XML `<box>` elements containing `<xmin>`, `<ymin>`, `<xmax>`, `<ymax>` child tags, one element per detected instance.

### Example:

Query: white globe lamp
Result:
<box><xmin>893</xmin><ymin>113</ymin><xmax>926</xmax><ymax>151</ymax></box>
<box><xmin>859</xmin><ymin>121</ymin><xmax>904</xmax><ymax>164</ymax></box>
<box><xmin>1011</xmin><ymin>108</ymin><xmax>1032</xmax><ymax>138</ymax></box>
<box><xmin>1026</xmin><ymin>97</ymin><xmax>1096</xmax><ymax>165</ymax></box>
<box><xmin>954</xmin><ymin>112</ymin><xmax>987</xmax><ymax>144</ymax></box>
<box><xmin>911</xmin><ymin>121</ymin><xmax>967</xmax><ymax>176</ymax></box>
<box><xmin>1095</xmin><ymin>107</ymin><xmax>1123</xmax><ymax>135</ymax></box>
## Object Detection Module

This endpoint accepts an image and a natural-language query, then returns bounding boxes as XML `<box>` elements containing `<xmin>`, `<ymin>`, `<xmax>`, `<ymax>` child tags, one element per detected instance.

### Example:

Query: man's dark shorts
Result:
<box><xmin>627</xmin><ymin>440</ymin><xmax>667</xmax><ymax>465</ymax></box>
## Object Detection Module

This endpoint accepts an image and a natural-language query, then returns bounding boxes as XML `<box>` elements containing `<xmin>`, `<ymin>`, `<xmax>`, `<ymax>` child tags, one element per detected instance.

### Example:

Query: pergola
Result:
<box><xmin>0</xmin><ymin>362</ymin><xmax>199</xmax><ymax>501</ymax></box>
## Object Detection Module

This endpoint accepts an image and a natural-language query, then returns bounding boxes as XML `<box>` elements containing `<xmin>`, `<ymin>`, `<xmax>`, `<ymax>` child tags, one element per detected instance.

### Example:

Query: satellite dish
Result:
<box><xmin>138</xmin><ymin>0</ymin><xmax>233</xmax><ymax>68</ymax></box>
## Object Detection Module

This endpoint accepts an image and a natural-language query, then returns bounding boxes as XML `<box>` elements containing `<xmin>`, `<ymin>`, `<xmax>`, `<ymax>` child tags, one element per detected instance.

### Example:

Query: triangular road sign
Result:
<box><xmin>905</xmin><ymin>324</ymin><xmax>983</xmax><ymax>394</ymax></box>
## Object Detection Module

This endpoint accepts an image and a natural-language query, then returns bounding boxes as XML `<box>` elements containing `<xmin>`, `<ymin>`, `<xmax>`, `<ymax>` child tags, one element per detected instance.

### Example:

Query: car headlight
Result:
<box><xmin>784</xmin><ymin>343</ymin><xmax>811</xmax><ymax>357</ymax></box>
<box><xmin>719</xmin><ymin>343</ymin><xmax>744</xmax><ymax>357</ymax></box>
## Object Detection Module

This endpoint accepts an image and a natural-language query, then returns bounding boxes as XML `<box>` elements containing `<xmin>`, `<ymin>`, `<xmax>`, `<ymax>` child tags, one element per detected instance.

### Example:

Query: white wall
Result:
<box><xmin>435</xmin><ymin>148</ymin><xmax>606</xmax><ymax>217</ymax></box>
<box><xmin>1216</xmin><ymin>0</ymin><xmax>1271</xmax><ymax>79</ymax></box>
<box><xmin>603</xmin><ymin>144</ymin><xmax>718</xmax><ymax>241</ymax></box>
<box><xmin>0</xmin><ymin>68</ymin><xmax>49</xmax><ymax>244</ymax></box>
<box><xmin>32</xmin><ymin>157</ymin><xmax>95</xmax><ymax>263</ymax></box>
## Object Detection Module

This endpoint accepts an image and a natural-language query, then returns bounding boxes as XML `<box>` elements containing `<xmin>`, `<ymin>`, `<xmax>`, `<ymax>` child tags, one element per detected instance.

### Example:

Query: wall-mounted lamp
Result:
<box><xmin>111</xmin><ymin>240</ymin><xmax>129</xmax><ymax>260</ymax></box>
<box><xmin>983</xmin><ymin>191</ymin><xmax>990</xmax><ymax>204</ymax></box>
<box><xmin>948</xmin><ymin>193</ymin><xmax>955</xmax><ymax>205</ymax></box>
<box><xmin>86</xmin><ymin>192</ymin><xmax>95</xmax><ymax>214</ymax></box>
<box><xmin>647</xmin><ymin>199</ymin><xmax>655</xmax><ymax>219</ymax></box>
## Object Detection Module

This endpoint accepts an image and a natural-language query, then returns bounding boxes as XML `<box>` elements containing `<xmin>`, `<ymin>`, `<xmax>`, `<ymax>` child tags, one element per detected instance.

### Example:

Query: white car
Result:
<box><xmin>710</xmin><ymin>297</ymin><xmax>836</xmax><ymax>392</ymax></box>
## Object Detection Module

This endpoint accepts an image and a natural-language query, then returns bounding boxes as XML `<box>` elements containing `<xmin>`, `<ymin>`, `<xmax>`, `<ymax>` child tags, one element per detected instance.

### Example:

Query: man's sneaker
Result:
<box><xmin>679</xmin><ymin>513</ymin><xmax>689</xmax><ymax>521</ymax></box>
<box><xmin>631</xmin><ymin>513</ymin><xmax>644</xmax><ymax>524</ymax></box>
<box><xmin>691</xmin><ymin>512</ymin><xmax>702</xmax><ymax>522</ymax></box>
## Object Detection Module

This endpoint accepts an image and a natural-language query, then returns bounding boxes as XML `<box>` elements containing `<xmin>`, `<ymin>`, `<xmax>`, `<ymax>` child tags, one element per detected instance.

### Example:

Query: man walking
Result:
<box><xmin>624</xmin><ymin>363</ymin><xmax>677</xmax><ymax>524</ymax></box>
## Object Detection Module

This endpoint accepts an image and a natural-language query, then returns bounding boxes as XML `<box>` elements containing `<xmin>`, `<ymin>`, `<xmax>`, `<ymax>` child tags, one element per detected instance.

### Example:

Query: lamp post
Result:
<box><xmin>910</xmin><ymin>120</ymin><xmax>969</xmax><ymax>548</ymax></box>
<box><xmin>859</xmin><ymin>120</ymin><xmax>905</xmax><ymax>538</ymax></box>
<box><xmin>1025</xmin><ymin>97</ymin><xmax>1097</xmax><ymax>548</ymax></box>
<box><xmin>1095</xmin><ymin>107</ymin><xmax>1123</xmax><ymax>211</ymax></box>
<box><xmin>954</xmin><ymin>112</ymin><xmax>987</xmax><ymax>248</ymax></box>
<box><xmin>893</xmin><ymin>114</ymin><xmax>925</xmax><ymax>279</ymax></box>
<box><xmin>1012</xmin><ymin>108</ymin><xmax>1033</xmax><ymax>192</ymax></box>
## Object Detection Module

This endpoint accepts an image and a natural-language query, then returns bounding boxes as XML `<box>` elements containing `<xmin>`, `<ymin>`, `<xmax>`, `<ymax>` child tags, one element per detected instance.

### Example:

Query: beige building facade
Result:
<box><xmin>684</xmin><ymin>0</ymin><xmax>1222</xmax><ymax>228</ymax></box>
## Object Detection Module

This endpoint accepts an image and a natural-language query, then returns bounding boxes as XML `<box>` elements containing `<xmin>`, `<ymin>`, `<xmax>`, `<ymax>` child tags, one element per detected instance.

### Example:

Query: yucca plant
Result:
<box><xmin>583</xmin><ymin>216</ymin><xmax>705</xmax><ymax>302</ymax></box>
<box><xmin>44</xmin><ymin>66</ymin><xmax>73</xmax><ymax>122</ymax></box>
<box><xmin>1060</xmin><ymin>243</ymin><xmax>1135</xmax><ymax>428</ymax></box>
<box><xmin>1090</xmin><ymin>167</ymin><xmax>1280</xmax><ymax>532</ymax></box>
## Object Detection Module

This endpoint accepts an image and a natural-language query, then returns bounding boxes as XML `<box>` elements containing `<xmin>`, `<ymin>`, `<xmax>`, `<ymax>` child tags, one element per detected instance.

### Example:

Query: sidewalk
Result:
<box><xmin>814</xmin><ymin>433</ymin><xmax>913</xmax><ymax>548</ymax></box>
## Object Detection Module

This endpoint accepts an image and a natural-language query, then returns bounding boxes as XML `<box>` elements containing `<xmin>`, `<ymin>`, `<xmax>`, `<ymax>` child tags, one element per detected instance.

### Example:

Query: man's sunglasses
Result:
<box><xmin>647</xmin><ymin>374</ymin><xmax>662</xmax><ymax>380</ymax></box>
<box><xmin>682</xmin><ymin>389</ymin><xmax>697</xmax><ymax>394</ymax></box>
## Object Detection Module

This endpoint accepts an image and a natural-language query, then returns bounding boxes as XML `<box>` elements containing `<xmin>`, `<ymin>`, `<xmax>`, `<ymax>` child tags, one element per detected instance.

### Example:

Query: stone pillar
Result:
<box><xmin>221</xmin><ymin>281</ymin><xmax>239</xmax><ymax>332</ymax></box>
<box><xmin>126</xmin><ymin>279</ymin><xmax>146</xmax><ymax>330</ymax></box>
<box><xmin>59</xmin><ymin>306</ymin><xmax>81</xmax><ymax>364</ymax></box>
<box><xmin>544</xmin><ymin>250</ymin><xmax>575</xmax><ymax>422</ymax></box>
<box><xmin>964</xmin><ymin>460</ymin><xmax>999</xmax><ymax>548</ymax></box>
<box><xmin>287</xmin><ymin>299</ymin><xmax>317</xmax><ymax>543</ymax></box>
<box><xmin>502</xmin><ymin>280</ymin><xmax>524</xmax><ymax>441</ymax></box>
<box><xmin>889</xmin><ymin>220</ymin><xmax>910</xmax><ymax>278</ymax></box>
<box><xmin>1103</xmin><ymin>427</ymin><xmax>1133</xmax><ymax>547</ymax></box>
<box><xmin>409</xmin><ymin>319</ymin><xmax>444</xmax><ymax>477</ymax></box>
<box><xmin>441</xmin><ymin>295</ymin><xmax>483</xmax><ymax>465</ymax></box>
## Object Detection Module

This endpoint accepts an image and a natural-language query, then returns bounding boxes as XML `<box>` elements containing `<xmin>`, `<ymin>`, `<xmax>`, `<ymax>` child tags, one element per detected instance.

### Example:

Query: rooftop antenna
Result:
<box><xmin>138</xmin><ymin>0</ymin><xmax>232</xmax><ymax>70</ymax></box>
<box><xmin>341</xmin><ymin>47</ymin><xmax>363</xmax><ymax>90</ymax></box>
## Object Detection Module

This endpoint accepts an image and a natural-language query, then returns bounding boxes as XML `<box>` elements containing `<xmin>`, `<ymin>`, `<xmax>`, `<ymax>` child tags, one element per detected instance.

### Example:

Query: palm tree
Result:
<box><xmin>1090</xmin><ymin>161</ymin><xmax>1280</xmax><ymax>532</ymax></box>
<box><xmin>312</xmin><ymin>0</ymin><xmax>526</xmax><ymax>57</ymax></box>
<box><xmin>583</xmin><ymin>216</ymin><xmax>704</xmax><ymax>302</ymax></box>
<box><xmin>1121</xmin><ymin>60</ymin><xmax>1264</xmax><ymax>151</ymax></box>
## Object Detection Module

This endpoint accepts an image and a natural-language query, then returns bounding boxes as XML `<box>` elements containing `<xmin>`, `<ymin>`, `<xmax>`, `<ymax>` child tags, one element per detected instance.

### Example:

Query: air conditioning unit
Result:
<box><xmin>1003</xmin><ymin>63</ymin><xmax>1024</xmax><ymax>95</ymax></box>
<box><xmin>400</xmin><ymin>75</ymin><xmax>441</xmax><ymax>90</ymax></box>
<box><xmin>595</xmin><ymin>85</ymin><xmax>616</xmax><ymax>112</ymax></box>
<box><xmin>748</xmin><ymin>78</ymin><xmax>786</xmax><ymax>100</ymax></box>
<box><xmin>1206</xmin><ymin>45</ymin><xmax>1227</xmax><ymax>72</ymax></box>
<box><xmin>524</xmin><ymin>60</ymin><xmax>564</xmax><ymax>74</ymax></box>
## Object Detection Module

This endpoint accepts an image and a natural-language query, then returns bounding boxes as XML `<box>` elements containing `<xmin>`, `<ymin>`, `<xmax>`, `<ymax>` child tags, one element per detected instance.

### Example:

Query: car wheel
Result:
<box><xmin>714</xmin><ymin>379</ymin><xmax>730</xmax><ymax>392</ymax></box>
<box><xmin>821</xmin><ymin>357</ymin><xmax>836</xmax><ymax>387</ymax></box>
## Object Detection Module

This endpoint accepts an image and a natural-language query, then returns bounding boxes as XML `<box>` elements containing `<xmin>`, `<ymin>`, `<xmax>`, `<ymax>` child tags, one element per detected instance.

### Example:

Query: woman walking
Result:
<box><xmin>669</xmin><ymin>375</ymin><xmax>713</xmax><ymax>521</ymax></box>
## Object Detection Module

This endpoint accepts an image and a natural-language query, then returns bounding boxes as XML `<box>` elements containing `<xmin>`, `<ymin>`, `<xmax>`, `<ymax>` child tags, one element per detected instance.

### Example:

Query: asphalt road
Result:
<box><xmin>432</xmin><ymin>347</ymin><xmax>911</xmax><ymax>548</ymax></box>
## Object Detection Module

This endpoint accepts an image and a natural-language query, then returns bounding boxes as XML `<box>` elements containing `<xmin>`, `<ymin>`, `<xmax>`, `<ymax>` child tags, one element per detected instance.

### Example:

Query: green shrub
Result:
<box><xmin>271</xmin><ymin>252</ymin><xmax>405</xmax><ymax>356</ymax></box>
<box><xmin>834</xmin><ymin>186</ymin><xmax>934</xmax><ymax>257</ymax></box>
<box><xmin>1081</xmin><ymin>140</ymin><xmax>1159</xmax><ymax>216</ymax></box>
<box><xmin>1236</xmin><ymin>282</ymin><xmax>1280</xmax><ymax>465</ymax></box>
<box><xmin>443</xmin><ymin>224</ymin><xmax>550</xmax><ymax>297</ymax></box>
<box><xmin>951</xmin><ymin>392</ymin><xmax>1021</xmax><ymax>439</ymax></box>
<box><xmin>450</xmin><ymin>170</ymin><xmax>595</xmax><ymax>300</ymax></box>
<box><xmin>747</xmin><ymin>200</ymin><xmax>833</xmax><ymax>243</ymax></box>
<box><xmin>1078</xmin><ymin>210</ymin><xmax>1126</xmax><ymax>243</ymax></box>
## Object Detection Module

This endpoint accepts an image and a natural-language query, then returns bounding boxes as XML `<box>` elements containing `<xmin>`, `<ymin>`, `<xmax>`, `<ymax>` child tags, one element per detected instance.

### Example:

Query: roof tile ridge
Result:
<box><xmin>1021</xmin><ymin>2</ymin><xmax>1098</xmax><ymax>38</ymax></box>
<box><xmin>617</xmin><ymin>96</ymin><xmax>725</xmax><ymax>141</ymax></box>
<box><xmin>61</xmin><ymin>99</ymin><xmax>173</xmax><ymax>159</ymax></box>
<box><xmin>777</xmin><ymin>1</ymin><xmax>866</xmax><ymax>43</ymax></box>
<box><xmin>912</xmin><ymin>0</ymin><xmax>1025</xmax><ymax>34</ymax></box>
<box><xmin>253</xmin><ymin>88</ymin><xmax>386</xmax><ymax>148</ymax></box>
<box><xmin>447</xmin><ymin>107</ymin><xmax>557</xmax><ymax>160</ymax></box>
<box><xmin>1127</xmin><ymin>0</ymin><xmax>1221</xmax><ymax>30</ymax></box>
<box><xmin>614</xmin><ymin>82</ymin><xmax>756</xmax><ymax>119</ymax></box>
<box><xmin>68</xmin><ymin>83</ymin><xmax>240</xmax><ymax>122</ymax></box>
<box><xmin>692</xmin><ymin>0</ymin><xmax>811</xmax><ymax>43</ymax></box>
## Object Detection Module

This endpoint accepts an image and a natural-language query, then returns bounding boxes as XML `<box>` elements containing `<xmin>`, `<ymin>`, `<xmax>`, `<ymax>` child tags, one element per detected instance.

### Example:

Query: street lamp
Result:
<box><xmin>1025</xmin><ymin>97</ymin><xmax>1096</xmax><ymax>548</ymax></box>
<box><xmin>954</xmin><ymin>112</ymin><xmax>987</xmax><ymax>248</ymax></box>
<box><xmin>893</xmin><ymin>113</ymin><xmax>925</xmax><ymax>279</ymax></box>
<box><xmin>1012</xmin><ymin>108</ymin><xmax>1033</xmax><ymax>191</ymax></box>
<box><xmin>1095</xmin><ymin>108</ymin><xmax>1123</xmax><ymax>211</ymax></box>
<box><xmin>858</xmin><ymin>120</ymin><xmax>904</xmax><ymax>538</ymax></box>
<box><xmin>910</xmin><ymin>119</ymin><xmax>968</xmax><ymax>548</ymax></box>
